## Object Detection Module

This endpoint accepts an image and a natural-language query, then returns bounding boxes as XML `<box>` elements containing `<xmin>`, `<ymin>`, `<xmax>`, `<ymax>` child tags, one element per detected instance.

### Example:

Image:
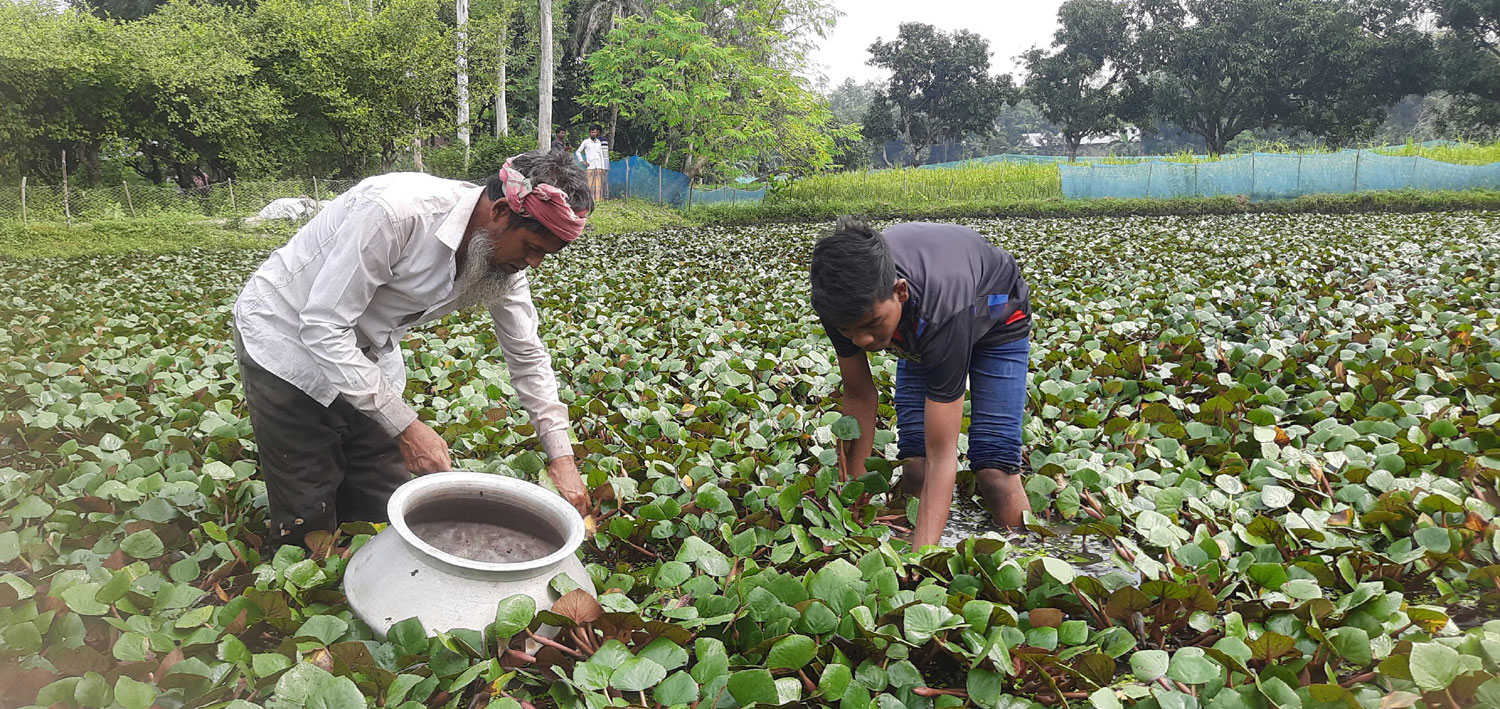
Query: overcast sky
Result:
<box><xmin>805</xmin><ymin>0</ymin><xmax>1067</xmax><ymax>88</ymax></box>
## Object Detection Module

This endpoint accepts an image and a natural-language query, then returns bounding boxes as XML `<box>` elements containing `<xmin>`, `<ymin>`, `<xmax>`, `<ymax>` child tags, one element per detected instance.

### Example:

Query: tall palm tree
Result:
<box><xmin>566</xmin><ymin>0</ymin><xmax>645</xmax><ymax>149</ymax></box>
<box><xmin>565</xmin><ymin>0</ymin><xmax>644</xmax><ymax>60</ymax></box>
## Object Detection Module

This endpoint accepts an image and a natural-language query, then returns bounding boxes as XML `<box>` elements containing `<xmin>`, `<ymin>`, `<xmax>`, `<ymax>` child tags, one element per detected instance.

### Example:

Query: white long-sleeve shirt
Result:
<box><xmin>232</xmin><ymin>172</ymin><xmax>574</xmax><ymax>460</ymax></box>
<box><xmin>575</xmin><ymin>138</ymin><xmax>609</xmax><ymax>169</ymax></box>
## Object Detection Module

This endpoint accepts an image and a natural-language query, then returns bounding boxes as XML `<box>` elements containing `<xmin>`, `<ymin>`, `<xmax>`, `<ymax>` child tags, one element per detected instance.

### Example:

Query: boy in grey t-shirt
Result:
<box><xmin>811</xmin><ymin>217</ymin><xmax>1033</xmax><ymax>548</ymax></box>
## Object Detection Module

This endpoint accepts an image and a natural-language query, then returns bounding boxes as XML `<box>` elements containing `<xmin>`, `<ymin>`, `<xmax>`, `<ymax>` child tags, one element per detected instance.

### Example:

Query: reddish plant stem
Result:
<box><xmin>504</xmin><ymin>649</ymin><xmax>538</xmax><ymax>664</ymax></box>
<box><xmin>571</xmin><ymin>626</ymin><xmax>596</xmax><ymax>654</ymax></box>
<box><xmin>913</xmin><ymin>688</ymin><xmax>968</xmax><ymax>698</ymax></box>
<box><xmin>797</xmin><ymin>669</ymin><xmax>817</xmax><ymax>695</ymax></box>
<box><xmin>1033</xmin><ymin>692</ymin><xmax>1092</xmax><ymax>705</ymax></box>
<box><xmin>526</xmin><ymin>629</ymin><xmax>583</xmax><ymax>658</ymax></box>
<box><xmin>620</xmin><ymin>538</ymin><xmax>659</xmax><ymax>559</ymax></box>
<box><xmin>1069</xmin><ymin>581</ymin><xmax>1110</xmax><ymax>628</ymax></box>
<box><xmin>1340</xmin><ymin>671</ymin><xmax>1376</xmax><ymax>688</ymax></box>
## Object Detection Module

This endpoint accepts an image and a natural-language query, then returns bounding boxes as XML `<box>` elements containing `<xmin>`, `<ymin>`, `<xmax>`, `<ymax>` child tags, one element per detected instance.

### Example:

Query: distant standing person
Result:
<box><xmin>551</xmin><ymin>129</ymin><xmax>569</xmax><ymax>153</ymax></box>
<box><xmin>810</xmin><ymin>217</ymin><xmax>1034</xmax><ymax>549</ymax></box>
<box><xmin>575</xmin><ymin>125</ymin><xmax>609</xmax><ymax>201</ymax></box>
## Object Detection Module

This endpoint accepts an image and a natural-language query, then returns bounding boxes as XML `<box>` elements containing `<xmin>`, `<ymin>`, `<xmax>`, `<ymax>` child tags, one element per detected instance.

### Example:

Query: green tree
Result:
<box><xmin>1133</xmin><ymin>0</ymin><xmax>1432</xmax><ymax>154</ymax></box>
<box><xmin>580</xmin><ymin>7</ymin><xmax>849</xmax><ymax>178</ymax></box>
<box><xmin>0</xmin><ymin>1</ymin><xmax>131</xmax><ymax>183</ymax></box>
<box><xmin>119</xmin><ymin>0</ymin><xmax>285</xmax><ymax>183</ymax></box>
<box><xmin>1021</xmin><ymin>0</ymin><xmax>1137</xmax><ymax>161</ymax></box>
<box><xmin>1431</xmin><ymin>0</ymin><xmax>1500</xmax><ymax>136</ymax></box>
<box><xmin>866</xmin><ymin>23</ymin><xmax>1012</xmax><ymax>165</ymax></box>
<box><xmin>827</xmin><ymin>78</ymin><xmax>879</xmax><ymax>125</ymax></box>
<box><xmin>251</xmin><ymin>0</ymin><xmax>453</xmax><ymax>176</ymax></box>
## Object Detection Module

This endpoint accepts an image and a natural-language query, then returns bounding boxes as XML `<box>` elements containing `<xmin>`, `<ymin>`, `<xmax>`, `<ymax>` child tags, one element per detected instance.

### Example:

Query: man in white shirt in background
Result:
<box><xmin>232</xmin><ymin>150</ymin><xmax>593</xmax><ymax>547</ymax></box>
<box><xmin>574</xmin><ymin>125</ymin><xmax>610</xmax><ymax>201</ymax></box>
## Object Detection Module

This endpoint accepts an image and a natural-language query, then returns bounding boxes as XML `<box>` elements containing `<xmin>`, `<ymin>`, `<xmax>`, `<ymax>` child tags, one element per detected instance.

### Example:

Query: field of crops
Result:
<box><xmin>756</xmin><ymin>142</ymin><xmax>1500</xmax><ymax>212</ymax></box>
<box><xmin>772</xmin><ymin>163</ymin><xmax>1065</xmax><ymax>208</ymax></box>
<box><xmin>2</xmin><ymin>211</ymin><xmax>1499</xmax><ymax>709</ymax></box>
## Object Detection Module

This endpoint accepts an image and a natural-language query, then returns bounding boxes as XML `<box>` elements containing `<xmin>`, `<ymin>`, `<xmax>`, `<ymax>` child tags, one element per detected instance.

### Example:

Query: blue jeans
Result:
<box><xmin>895</xmin><ymin>337</ymin><xmax>1030</xmax><ymax>474</ymax></box>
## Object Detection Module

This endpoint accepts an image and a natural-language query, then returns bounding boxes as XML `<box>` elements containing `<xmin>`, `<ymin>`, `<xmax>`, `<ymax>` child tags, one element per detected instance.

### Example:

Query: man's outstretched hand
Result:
<box><xmin>398</xmin><ymin>420</ymin><xmax>452</xmax><ymax>475</ymax></box>
<box><xmin>547</xmin><ymin>456</ymin><xmax>592</xmax><ymax>517</ymax></box>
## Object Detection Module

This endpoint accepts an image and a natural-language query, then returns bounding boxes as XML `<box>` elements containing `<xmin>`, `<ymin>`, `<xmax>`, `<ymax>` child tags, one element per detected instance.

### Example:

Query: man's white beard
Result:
<box><xmin>451</xmin><ymin>230</ymin><xmax>519</xmax><ymax>311</ymax></box>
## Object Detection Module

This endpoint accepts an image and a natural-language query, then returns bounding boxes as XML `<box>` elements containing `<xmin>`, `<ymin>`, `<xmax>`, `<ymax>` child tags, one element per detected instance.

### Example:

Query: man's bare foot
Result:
<box><xmin>975</xmin><ymin>468</ymin><xmax>1030</xmax><ymax>528</ymax></box>
<box><xmin>898</xmin><ymin>457</ymin><xmax>927</xmax><ymax>497</ymax></box>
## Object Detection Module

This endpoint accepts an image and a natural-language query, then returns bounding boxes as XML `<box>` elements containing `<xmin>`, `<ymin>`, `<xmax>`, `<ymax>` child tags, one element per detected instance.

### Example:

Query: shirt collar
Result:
<box><xmin>434</xmin><ymin>184</ymin><xmax>484</xmax><ymax>252</ymax></box>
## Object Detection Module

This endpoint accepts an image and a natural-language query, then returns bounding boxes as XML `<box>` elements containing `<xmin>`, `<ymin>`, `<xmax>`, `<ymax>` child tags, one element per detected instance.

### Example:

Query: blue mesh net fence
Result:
<box><xmin>603</xmin><ymin>155</ymin><xmax>765</xmax><ymax>208</ymax></box>
<box><xmin>1059</xmin><ymin>150</ymin><xmax>1500</xmax><ymax>201</ymax></box>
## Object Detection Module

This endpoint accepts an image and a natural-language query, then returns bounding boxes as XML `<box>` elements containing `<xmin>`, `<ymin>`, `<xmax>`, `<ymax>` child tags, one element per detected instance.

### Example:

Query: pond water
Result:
<box><xmin>939</xmin><ymin>492</ymin><xmax>1138</xmax><ymax>583</ymax></box>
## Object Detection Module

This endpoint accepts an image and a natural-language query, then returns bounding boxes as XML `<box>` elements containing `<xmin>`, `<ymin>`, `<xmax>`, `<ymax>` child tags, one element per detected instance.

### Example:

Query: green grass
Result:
<box><xmin>8</xmin><ymin>184</ymin><xmax>1499</xmax><ymax>260</ymax></box>
<box><xmin>773</xmin><ymin>162</ymin><xmax>1062</xmax><ymax>205</ymax></box>
<box><xmin>1377</xmin><ymin>139</ymin><xmax>1500</xmax><ymax>165</ymax></box>
<box><xmin>585</xmin><ymin>198</ymin><xmax>698</xmax><ymax>234</ymax></box>
<box><xmin>748</xmin><ymin>141</ymin><xmax>1500</xmax><ymax>218</ymax></box>
<box><xmin>0</xmin><ymin>198</ymin><xmax>697</xmax><ymax>260</ymax></box>
<box><xmin>689</xmin><ymin>188</ymin><xmax>1500</xmax><ymax>225</ymax></box>
<box><xmin>0</xmin><ymin>216</ymin><xmax>295</xmax><ymax>260</ymax></box>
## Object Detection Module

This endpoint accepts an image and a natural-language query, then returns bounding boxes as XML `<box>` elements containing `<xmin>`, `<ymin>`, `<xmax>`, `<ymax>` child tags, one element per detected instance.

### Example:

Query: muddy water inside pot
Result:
<box><xmin>405</xmin><ymin>497</ymin><xmax>566</xmax><ymax>564</ymax></box>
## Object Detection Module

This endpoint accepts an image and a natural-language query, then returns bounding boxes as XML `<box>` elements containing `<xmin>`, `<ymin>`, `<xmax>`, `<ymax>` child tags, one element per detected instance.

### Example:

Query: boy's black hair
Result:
<box><xmin>484</xmin><ymin>149</ymin><xmax>595</xmax><ymax>231</ymax></box>
<box><xmin>810</xmin><ymin>216</ymin><xmax>897</xmax><ymax>326</ymax></box>
<box><xmin>590</xmin><ymin>125</ymin><xmax>602</xmax><ymax>132</ymax></box>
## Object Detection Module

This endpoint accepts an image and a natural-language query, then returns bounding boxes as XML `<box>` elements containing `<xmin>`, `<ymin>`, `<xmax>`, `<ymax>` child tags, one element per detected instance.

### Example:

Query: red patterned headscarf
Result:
<box><xmin>498</xmin><ymin>157</ymin><xmax>589</xmax><ymax>242</ymax></box>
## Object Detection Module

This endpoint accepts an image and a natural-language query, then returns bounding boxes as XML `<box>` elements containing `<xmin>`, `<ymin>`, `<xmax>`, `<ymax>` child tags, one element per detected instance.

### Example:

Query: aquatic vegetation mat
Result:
<box><xmin>1</xmin><ymin>211</ymin><xmax>1499</xmax><ymax>708</ymax></box>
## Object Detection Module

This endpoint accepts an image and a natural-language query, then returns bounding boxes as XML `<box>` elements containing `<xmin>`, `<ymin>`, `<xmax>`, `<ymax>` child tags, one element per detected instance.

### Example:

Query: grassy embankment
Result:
<box><xmin>0</xmin><ymin>199</ymin><xmax>695</xmax><ymax>260</ymax></box>
<box><xmin>5</xmin><ymin>141</ymin><xmax>1498</xmax><ymax>259</ymax></box>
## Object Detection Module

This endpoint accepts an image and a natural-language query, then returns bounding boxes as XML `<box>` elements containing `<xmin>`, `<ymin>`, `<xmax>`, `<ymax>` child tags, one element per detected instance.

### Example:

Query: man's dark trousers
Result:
<box><xmin>234</xmin><ymin>329</ymin><xmax>410</xmax><ymax>547</ymax></box>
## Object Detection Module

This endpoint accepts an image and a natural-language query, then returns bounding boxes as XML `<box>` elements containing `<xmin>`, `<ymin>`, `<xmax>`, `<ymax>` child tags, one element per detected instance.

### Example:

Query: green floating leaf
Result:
<box><xmin>1130</xmin><ymin>649</ymin><xmax>1169</xmax><ymax>681</ymax></box>
<box><xmin>1166</xmin><ymin>647</ymin><xmax>1220</xmax><ymax>685</ymax></box>
<box><xmin>120</xmin><ymin>529</ymin><xmax>164</xmax><ymax>559</ymax></box>
<box><xmin>768</xmin><ymin>634</ymin><xmax>817</xmax><ymax>670</ymax></box>
<box><xmin>1410</xmin><ymin>642</ymin><xmax>1462</xmax><ymax>692</ymax></box>
<box><xmin>832</xmin><ymin>415</ymin><xmax>861</xmax><ymax>441</ymax></box>
<box><xmin>114</xmin><ymin>676</ymin><xmax>156</xmax><ymax>709</ymax></box>
<box><xmin>655</xmin><ymin>671</ymin><xmax>700</xmax><ymax>706</ymax></box>
<box><xmin>818</xmin><ymin>663</ymin><xmax>853</xmax><ymax>699</ymax></box>
<box><xmin>492</xmin><ymin>594</ymin><xmax>537</xmax><ymax>638</ymax></box>
<box><xmin>727</xmin><ymin>669</ymin><xmax>778</xmax><ymax>705</ymax></box>
<box><xmin>639</xmin><ymin>637</ymin><xmax>689</xmax><ymax>671</ymax></box>
<box><xmin>295</xmin><ymin>615</ymin><xmax>348</xmax><ymax>646</ymax></box>
<box><xmin>609</xmin><ymin>653</ymin><xmax>669</xmax><ymax>689</ymax></box>
<box><xmin>1414</xmin><ymin>527</ymin><xmax>1452</xmax><ymax>554</ymax></box>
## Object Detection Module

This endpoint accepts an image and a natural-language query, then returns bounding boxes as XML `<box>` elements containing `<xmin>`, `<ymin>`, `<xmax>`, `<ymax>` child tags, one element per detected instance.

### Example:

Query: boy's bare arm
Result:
<box><xmin>837</xmin><ymin>354</ymin><xmax>879</xmax><ymax>477</ymax></box>
<box><xmin>913</xmin><ymin>397</ymin><xmax>964</xmax><ymax>548</ymax></box>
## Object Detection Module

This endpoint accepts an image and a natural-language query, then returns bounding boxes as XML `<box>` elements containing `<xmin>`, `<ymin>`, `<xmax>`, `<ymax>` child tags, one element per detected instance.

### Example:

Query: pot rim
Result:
<box><xmin>386</xmin><ymin>471</ymin><xmax>584</xmax><ymax>574</ymax></box>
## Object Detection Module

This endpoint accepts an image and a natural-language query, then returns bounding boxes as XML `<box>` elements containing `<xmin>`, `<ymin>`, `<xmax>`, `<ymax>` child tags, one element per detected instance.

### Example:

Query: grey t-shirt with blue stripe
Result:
<box><xmin>824</xmin><ymin>222</ymin><xmax>1031</xmax><ymax>402</ymax></box>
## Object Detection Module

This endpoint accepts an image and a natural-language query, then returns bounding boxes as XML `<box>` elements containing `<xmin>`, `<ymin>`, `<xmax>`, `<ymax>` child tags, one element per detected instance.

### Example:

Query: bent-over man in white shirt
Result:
<box><xmin>232</xmin><ymin>150</ymin><xmax>593</xmax><ymax>547</ymax></box>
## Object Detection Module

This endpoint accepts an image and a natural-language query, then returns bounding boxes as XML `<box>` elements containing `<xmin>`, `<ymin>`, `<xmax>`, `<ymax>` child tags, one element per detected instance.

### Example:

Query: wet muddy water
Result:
<box><xmin>405</xmin><ymin>497</ymin><xmax>565</xmax><ymax>564</ymax></box>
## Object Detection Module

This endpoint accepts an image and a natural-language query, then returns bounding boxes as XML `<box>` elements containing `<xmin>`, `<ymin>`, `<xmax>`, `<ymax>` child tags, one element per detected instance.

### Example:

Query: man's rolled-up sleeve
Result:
<box><xmin>297</xmin><ymin>197</ymin><xmax>419</xmax><ymax>438</ymax></box>
<box><xmin>489</xmin><ymin>275</ymin><xmax>574</xmax><ymax>460</ymax></box>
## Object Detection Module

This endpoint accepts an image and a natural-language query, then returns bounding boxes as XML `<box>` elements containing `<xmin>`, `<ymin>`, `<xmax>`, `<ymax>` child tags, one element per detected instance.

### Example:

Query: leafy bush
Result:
<box><xmin>425</xmin><ymin>134</ymin><xmax>546</xmax><ymax>182</ymax></box>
